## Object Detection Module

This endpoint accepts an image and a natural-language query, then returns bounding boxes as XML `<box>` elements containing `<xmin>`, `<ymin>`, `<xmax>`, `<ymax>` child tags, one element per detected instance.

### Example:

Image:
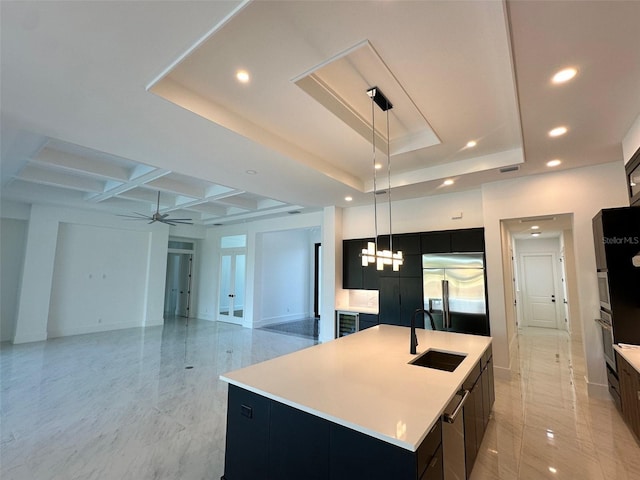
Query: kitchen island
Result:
<box><xmin>220</xmin><ymin>325</ymin><xmax>493</xmax><ymax>480</ymax></box>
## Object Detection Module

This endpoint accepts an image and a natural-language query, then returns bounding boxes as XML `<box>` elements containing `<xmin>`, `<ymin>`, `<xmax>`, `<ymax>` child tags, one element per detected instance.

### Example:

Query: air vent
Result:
<box><xmin>375</xmin><ymin>190</ymin><xmax>387</xmax><ymax>195</ymax></box>
<box><xmin>520</xmin><ymin>216</ymin><xmax>555</xmax><ymax>223</ymax></box>
<box><xmin>499</xmin><ymin>165</ymin><xmax>520</xmax><ymax>173</ymax></box>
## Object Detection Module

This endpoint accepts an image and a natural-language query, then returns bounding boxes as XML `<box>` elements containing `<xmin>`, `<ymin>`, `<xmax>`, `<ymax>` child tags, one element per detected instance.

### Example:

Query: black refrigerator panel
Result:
<box><xmin>593</xmin><ymin>207</ymin><xmax>640</xmax><ymax>345</ymax></box>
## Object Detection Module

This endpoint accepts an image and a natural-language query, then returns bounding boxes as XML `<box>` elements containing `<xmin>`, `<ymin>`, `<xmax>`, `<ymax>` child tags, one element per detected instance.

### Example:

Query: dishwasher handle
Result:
<box><xmin>443</xmin><ymin>389</ymin><xmax>470</xmax><ymax>424</ymax></box>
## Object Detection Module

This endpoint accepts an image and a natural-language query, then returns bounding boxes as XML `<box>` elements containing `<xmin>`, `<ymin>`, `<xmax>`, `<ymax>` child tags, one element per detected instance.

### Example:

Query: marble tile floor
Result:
<box><xmin>470</xmin><ymin>327</ymin><xmax>640</xmax><ymax>480</ymax></box>
<box><xmin>1</xmin><ymin>321</ymin><xmax>639</xmax><ymax>479</ymax></box>
<box><xmin>1</xmin><ymin>318</ymin><xmax>315</xmax><ymax>480</ymax></box>
<box><xmin>258</xmin><ymin>317</ymin><xmax>320</xmax><ymax>341</ymax></box>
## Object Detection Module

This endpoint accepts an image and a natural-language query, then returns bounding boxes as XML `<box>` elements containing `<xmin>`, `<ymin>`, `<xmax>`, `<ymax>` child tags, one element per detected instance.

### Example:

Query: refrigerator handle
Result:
<box><xmin>442</xmin><ymin>279</ymin><xmax>450</xmax><ymax>330</ymax></box>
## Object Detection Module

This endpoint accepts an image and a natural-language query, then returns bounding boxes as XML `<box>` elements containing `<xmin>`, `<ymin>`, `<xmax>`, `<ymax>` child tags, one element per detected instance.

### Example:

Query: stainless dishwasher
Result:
<box><xmin>442</xmin><ymin>389</ymin><xmax>469</xmax><ymax>480</ymax></box>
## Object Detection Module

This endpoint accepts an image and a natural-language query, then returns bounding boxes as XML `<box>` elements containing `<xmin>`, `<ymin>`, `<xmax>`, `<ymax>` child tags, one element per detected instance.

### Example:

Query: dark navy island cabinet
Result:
<box><xmin>221</xmin><ymin>385</ymin><xmax>443</xmax><ymax>480</ymax></box>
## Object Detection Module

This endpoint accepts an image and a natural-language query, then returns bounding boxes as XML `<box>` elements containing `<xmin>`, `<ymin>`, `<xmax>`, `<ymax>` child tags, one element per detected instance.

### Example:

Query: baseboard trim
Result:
<box><xmin>254</xmin><ymin>313</ymin><xmax>311</xmax><ymax>329</ymax></box>
<box><xmin>493</xmin><ymin>365</ymin><xmax>512</xmax><ymax>380</ymax></box>
<box><xmin>47</xmin><ymin>321</ymin><xmax>142</xmax><ymax>338</ymax></box>
<box><xmin>12</xmin><ymin>331</ymin><xmax>48</xmax><ymax>344</ymax></box>
<box><xmin>586</xmin><ymin>377</ymin><xmax>609</xmax><ymax>399</ymax></box>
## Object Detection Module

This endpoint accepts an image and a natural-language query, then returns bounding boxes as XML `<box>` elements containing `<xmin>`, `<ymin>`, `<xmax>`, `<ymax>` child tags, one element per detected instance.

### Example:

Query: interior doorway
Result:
<box><xmin>164</xmin><ymin>252</ymin><xmax>193</xmax><ymax>318</ymax></box>
<box><xmin>501</xmin><ymin>214</ymin><xmax>577</xmax><ymax>335</ymax></box>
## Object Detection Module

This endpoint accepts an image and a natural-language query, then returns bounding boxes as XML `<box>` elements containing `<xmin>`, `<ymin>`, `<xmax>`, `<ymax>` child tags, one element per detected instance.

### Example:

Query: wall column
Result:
<box><xmin>13</xmin><ymin>205</ymin><xmax>59</xmax><ymax>343</ymax></box>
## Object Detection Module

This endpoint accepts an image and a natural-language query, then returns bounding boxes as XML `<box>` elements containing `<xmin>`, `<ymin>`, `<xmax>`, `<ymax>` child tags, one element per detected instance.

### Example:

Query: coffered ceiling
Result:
<box><xmin>1</xmin><ymin>1</ymin><xmax>639</xmax><ymax>226</ymax></box>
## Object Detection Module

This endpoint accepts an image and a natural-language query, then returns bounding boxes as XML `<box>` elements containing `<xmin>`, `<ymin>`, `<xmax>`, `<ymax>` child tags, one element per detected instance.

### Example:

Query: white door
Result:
<box><xmin>521</xmin><ymin>253</ymin><xmax>558</xmax><ymax>329</ymax></box>
<box><xmin>218</xmin><ymin>250</ymin><xmax>246</xmax><ymax>325</ymax></box>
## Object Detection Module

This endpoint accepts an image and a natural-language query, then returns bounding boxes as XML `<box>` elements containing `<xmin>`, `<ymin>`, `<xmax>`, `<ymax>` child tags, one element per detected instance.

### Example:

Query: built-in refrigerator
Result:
<box><xmin>423</xmin><ymin>253</ymin><xmax>490</xmax><ymax>336</ymax></box>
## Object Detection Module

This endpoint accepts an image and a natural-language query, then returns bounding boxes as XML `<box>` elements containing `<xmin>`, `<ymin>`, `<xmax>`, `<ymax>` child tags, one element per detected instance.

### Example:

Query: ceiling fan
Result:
<box><xmin>118</xmin><ymin>191</ymin><xmax>193</xmax><ymax>226</ymax></box>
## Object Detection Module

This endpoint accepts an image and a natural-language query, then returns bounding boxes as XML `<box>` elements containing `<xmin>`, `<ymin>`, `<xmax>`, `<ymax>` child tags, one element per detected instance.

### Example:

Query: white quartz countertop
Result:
<box><xmin>220</xmin><ymin>325</ymin><xmax>491</xmax><ymax>451</ymax></box>
<box><xmin>614</xmin><ymin>344</ymin><xmax>640</xmax><ymax>373</ymax></box>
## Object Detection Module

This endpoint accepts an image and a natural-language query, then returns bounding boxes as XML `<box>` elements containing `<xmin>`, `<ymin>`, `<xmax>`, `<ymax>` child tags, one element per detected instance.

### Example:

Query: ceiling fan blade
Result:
<box><xmin>167</xmin><ymin>218</ymin><xmax>192</xmax><ymax>222</ymax></box>
<box><xmin>160</xmin><ymin>220</ymin><xmax>178</xmax><ymax>226</ymax></box>
<box><xmin>161</xmin><ymin>213</ymin><xmax>170</xmax><ymax>218</ymax></box>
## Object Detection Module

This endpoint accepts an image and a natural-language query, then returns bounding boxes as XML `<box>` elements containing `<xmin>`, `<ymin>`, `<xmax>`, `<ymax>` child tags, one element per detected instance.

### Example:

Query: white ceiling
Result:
<box><xmin>2</xmin><ymin>1</ymin><xmax>639</xmax><ymax>226</ymax></box>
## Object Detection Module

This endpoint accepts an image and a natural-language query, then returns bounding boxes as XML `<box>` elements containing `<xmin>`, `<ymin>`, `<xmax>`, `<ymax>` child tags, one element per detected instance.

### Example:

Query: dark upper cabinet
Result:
<box><xmin>396</xmin><ymin>234</ymin><xmax>422</xmax><ymax>255</ymax></box>
<box><xmin>421</xmin><ymin>228</ymin><xmax>485</xmax><ymax>254</ymax></box>
<box><xmin>592</xmin><ymin>211</ymin><xmax>607</xmax><ymax>271</ymax></box>
<box><xmin>343</xmin><ymin>238</ymin><xmax>378</xmax><ymax>290</ymax></box>
<box><xmin>592</xmin><ymin>207</ymin><xmax>640</xmax><ymax>345</ymax></box>
<box><xmin>421</xmin><ymin>231</ymin><xmax>451</xmax><ymax>253</ymax></box>
<box><xmin>626</xmin><ymin>147</ymin><xmax>640</xmax><ymax>207</ymax></box>
<box><xmin>344</xmin><ymin>228</ymin><xmax>486</xmax><ymax>290</ymax></box>
<box><xmin>451</xmin><ymin>228</ymin><xmax>485</xmax><ymax>252</ymax></box>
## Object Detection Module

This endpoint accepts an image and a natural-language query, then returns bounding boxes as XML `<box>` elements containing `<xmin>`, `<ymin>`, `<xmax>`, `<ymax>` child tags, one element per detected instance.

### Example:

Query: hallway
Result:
<box><xmin>471</xmin><ymin>327</ymin><xmax>640</xmax><ymax>479</ymax></box>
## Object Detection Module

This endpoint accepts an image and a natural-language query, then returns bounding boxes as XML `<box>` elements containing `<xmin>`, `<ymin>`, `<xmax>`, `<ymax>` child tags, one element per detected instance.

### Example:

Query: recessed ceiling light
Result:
<box><xmin>466</xmin><ymin>140</ymin><xmax>477</xmax><ymax>148</ymax></box>
<box><xmin>546</xmin><ymin>159</ymin><xmax>562</xmax><ymax>167</ymax></box>
<box><xmin>345</xmin><ymin>196</ymin><xmax>353</xmax><ymax>202</ymax></box>
<box><xmin>532</xmin><ymin>232</ymin><xmax>541</xmax><ymax>237</ymax></box>
<box><xmin>549</xmin><ymin>466</ymin><xmax>557</xmax><ymax>474</ymax></box>
<box><xmin>552</xmin><ymin>67</ymin><xmax>577</xmax><ymax>84</ymax></box>
<box><xmin>245</xmin><ymin>169</ymin><xmax>257</xmax><ymax>175</ymax></box>
<box><xmin>443</xmin><ymin>179</ymin><xmax>454</xmax><ymax>186</ymax></box>
<box><xmin>236</xmin><ymin>70</ymin><xmax>250</xmax><ymax>83</ymax></box>
<box><xmin>531</xmin><ymin>225</ymin><xmax>540</xmax><ymax>230</ymax></box>
<box><xmin>374</xmin><ymin>163</ymin><xmax>382</xmax><ymax>170</ymax></box>
<box><xmin>548</xmin><ymin>126</ymin><xmax>568</xmax><ymax>137</ymax></box>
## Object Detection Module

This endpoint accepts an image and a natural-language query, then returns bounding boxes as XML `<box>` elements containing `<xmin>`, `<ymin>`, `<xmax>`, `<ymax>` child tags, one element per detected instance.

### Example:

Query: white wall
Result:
<box><xmin>0</xmin><ymin>218</ymin><xmax>28</xmax><ymax>341</ymax></box>
<box><xmin>48</xmin><ymin>223</ymin><xmax>150</xmax><ymax>337</ymax></box>
<box><xmin>11</xmin><ymin>204</ymin><xmax>171</xmax><ymax>343</ymax></box>
<box><xmin>254</xmin><ymin>229</ymin><xmax>313</xmax><ymax>327</ymax></box>
<box><xmin>623</xmin><ymin>113</ymin><xmax>640</xmax><ymax>164</ymax></box>
<box><xmin>481</xmin><ymin>162</ymin><xmax>629</xmax><ymax>391</ymax></box>
<box><xmin>342</xmin><ymin>189</ymin><xmax>483</xmax><ymax>239</ymax></box>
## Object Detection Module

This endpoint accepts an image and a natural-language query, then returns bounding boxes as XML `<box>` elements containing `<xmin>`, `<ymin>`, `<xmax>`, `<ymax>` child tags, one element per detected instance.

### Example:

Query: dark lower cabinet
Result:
<box><xmin>223</xmin><ymin>385</ymin><xmax>443</xmax><ymax>480</ymax></box>
<box><xmin>223</xmin><ymin>347</ymin><xmax>495</xmax><ymax>480</ymax></box>
<box><xmin>223</xmin><ymin>386</ymin><xmax>271</xmax><ymax>480</ymax></box>
<box><xmin>269</xmin><ymin>401</ymin><xmax>329</xmax><ymax>480</ymax></box>
<box><xmin>463</xmin><ymin>363</ymin><xmax>481</xmax><ymax>479</ymax></box>
<box><xmin>358</xmin><ymin>313</ymin><xmax>379</xmax><ymax>331</ymax></box>
<box><xmin>617</xmin><ymin>352</ymin><xmax>640</xmax><ymax>441</ymax></box>
<box><xmin>420</xmin><ymin>444</ymin><xmax>443</xmax><ymax>480</ymax></box>
<box><xmin>461</xmin><ymin>348</ymin><xmax>494</xmax><ymax>479</ymax></box>
<box><xmin>330</xmin><ymin>421</ymin><xmax>441</xmax><ymax>480</ymax></box>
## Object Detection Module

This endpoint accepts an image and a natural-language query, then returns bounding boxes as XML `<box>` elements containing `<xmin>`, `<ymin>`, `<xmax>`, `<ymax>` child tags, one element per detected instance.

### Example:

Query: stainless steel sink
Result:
<box><xmin>409</xmin><ymin>349</ymin><xmax>467</xmax><ymax>372</ymax></box>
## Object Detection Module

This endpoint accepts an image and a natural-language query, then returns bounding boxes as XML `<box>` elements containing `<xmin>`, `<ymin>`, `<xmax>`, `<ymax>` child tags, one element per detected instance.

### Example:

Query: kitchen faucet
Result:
<box><xmin>410</xmin><ymin>308</ymin><xmax>436</xmax><ymax>354</ymax></box>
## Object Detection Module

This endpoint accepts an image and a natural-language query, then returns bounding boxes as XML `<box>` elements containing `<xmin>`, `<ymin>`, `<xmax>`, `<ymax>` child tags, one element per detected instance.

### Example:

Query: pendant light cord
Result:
<box><xmin>372</xmin><ymin>96</ymin><xmax>379</xmax><ymax>253</ymax></box>
<box><xmin>386</xmin><ymin>106</ymin><xmax>393</xmax><ymax>253</ymax></box>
